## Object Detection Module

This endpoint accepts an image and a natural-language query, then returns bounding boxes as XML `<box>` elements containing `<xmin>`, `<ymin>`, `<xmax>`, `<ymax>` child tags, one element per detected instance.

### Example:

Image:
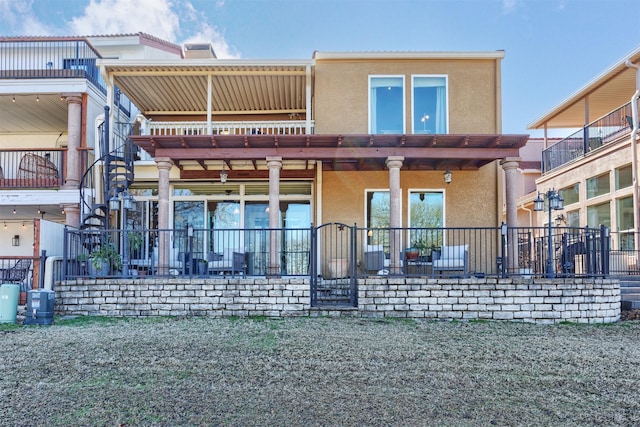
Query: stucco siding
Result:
<box><xmin>313</xmin><ymin>58</ymin><xmax>499</xmax><ymax>135</ymax></box>
<box><xmin>321</xmin><ymin>164</ymin><xmax>499</xmax><ymax>228</ymax></box>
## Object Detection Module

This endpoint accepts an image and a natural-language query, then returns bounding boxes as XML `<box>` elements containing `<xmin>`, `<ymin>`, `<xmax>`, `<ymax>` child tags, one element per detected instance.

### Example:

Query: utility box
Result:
<box><xmin>0</xmin><ymin>283</ymin><xmax>20</xmax><ymax>324</ymax></box>
<box><xmin>24</xmin><ymin>289</ymin><xmax>55</xmax><ymax>326</ymax></box>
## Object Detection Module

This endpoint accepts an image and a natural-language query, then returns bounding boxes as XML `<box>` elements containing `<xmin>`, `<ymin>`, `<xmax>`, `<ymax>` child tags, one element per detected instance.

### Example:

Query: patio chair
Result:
<box><xmin>363</xmin><ymin>244</ymin><xmax>386</xmax><ymax>274</ymax></box>
<box><xmin>1</xmin><ymin>259</ymin><xmax>32</xmax><ymax>284</ymax></box>
<box><xmin>432</xmin><ymin>245</ymin><xmax>468</xmax><ymax>278</ymax></box>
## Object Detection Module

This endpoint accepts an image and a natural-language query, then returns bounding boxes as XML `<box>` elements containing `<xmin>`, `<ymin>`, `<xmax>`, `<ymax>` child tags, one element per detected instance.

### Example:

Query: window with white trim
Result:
<box><xmin>369</xmin><ymin>76</ymin><xmax>405</xmax><ymax>134</ymax></box>
<box><xmin>412</xmin><ymin>76</ymin><xmax>448</xmax><ymax>134</ymax></box>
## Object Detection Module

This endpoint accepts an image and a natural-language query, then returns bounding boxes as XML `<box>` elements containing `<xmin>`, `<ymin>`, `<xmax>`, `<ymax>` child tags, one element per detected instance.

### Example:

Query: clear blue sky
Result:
<box><xmin>1</xmin><ymin>0</ymin><xmax>639</xmax><ymax>136</ymax></box>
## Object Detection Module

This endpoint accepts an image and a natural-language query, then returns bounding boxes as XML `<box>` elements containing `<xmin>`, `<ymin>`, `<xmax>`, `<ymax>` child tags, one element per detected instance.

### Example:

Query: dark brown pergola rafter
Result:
<box><xmin>132</xmin><ymin>133</ymin><xmax>528</xmax><ymax>178</ymax></box>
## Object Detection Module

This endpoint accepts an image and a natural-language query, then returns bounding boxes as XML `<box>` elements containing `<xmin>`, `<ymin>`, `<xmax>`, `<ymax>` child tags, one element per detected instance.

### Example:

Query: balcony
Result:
<box><xmin>0</xmin><ymin>149</ymin><xmax>65</xmax><ymax>188</ymax></box>
<box><xmin>0</xmin><ymin>38</ymin><xmax>132</xmax><ymax>116</ymax></box>
<box><xmin>542</xmin><ymin>102</ymin><xmax>634</xmax><ymax>173</ymax></box>
<box><xmin>147</xmin><ymin>120</ymin><xmax>315</xmax><ymax>136</ymax></box>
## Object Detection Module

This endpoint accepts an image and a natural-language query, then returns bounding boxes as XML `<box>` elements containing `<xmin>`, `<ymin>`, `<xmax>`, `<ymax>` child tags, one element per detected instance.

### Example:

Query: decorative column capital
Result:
<box><xmin>266</xmin><ymin>156</ymin><xmax>283</xmax><ymax>169</ymax></box>
<box><xmin>62</xmin><ymin>93</ymin><xmax>83</xmax><ymax>105</ymax></box>
<box><xmin>385</xmin><ymin>156</ymin><xmax>404</xmax><ymax>170</ymax></box>
<box><xmin>500</xmin><ymin>157</ymin><xmax>521</xmax><ymax>171</ymax></box>
<box><xmin>155</xmin><ymin>157</ymin><xmax>174</xmax><ymax>171</ymax></box>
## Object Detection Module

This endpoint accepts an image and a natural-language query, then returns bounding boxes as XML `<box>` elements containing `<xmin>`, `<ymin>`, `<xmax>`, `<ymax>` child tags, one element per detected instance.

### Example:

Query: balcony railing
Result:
<box><xmin>147</xmin><ymin>120</ymin><xmax>315</xmax><ymax>136</ymax></box>
<box><xmin>0</xmin><ymin>39</ymin><xmax>132</xmax><ymax>116</ymax></box>
<box><xmin>61</xmin><ymin>225</ymin><xmax>610</xmax><ymax>280</ymax></box>
<box><xmin>0</xmin><ymin>149</ymin><xmax>65</xmax><ymax>188</ymax></box>
<box><xmin>542</xmin><ymin>102</ymin><xmax>634</xmax><ymax>173</ymax></box>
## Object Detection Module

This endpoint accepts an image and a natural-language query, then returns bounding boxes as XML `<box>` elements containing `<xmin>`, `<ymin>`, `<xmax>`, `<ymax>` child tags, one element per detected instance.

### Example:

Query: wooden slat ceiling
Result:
<box><xmin>105</xmin><ymin>63</ymin><xmax>309</xmax><ymax>115</ymax></box>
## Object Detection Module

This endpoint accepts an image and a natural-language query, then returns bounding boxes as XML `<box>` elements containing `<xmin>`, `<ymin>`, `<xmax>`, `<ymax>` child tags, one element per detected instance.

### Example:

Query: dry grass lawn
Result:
<box><xmin>2</xmin><ymin>316</ymin><xmax>640</xmax><ymax>426</ymax></box>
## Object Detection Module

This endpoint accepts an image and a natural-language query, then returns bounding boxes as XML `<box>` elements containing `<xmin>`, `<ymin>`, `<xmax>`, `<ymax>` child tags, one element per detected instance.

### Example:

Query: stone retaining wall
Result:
<box><xmin>55</xmin><ymin>277</ymin><xmax>620</xmax><ymax>323</ymax></box>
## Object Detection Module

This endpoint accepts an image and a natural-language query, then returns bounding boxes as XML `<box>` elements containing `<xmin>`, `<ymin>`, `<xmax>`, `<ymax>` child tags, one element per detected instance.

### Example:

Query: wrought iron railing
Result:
<box><xmin>0</xmin><ymin>148</ymin><xmax>65</xmax><ymax>188</ymax></box>
<box><xmin>61</xmin><ymin>225</ymin><xmax>611</xmax><ymax>280</ymax></box>
<box><xmin>0</xmin><ymin>38</ymin><xmax>132</xmax><ymax>115</ymax></box>
<box><xmin>542</xmin><ymin>102</ymin><xmax>634</xmax><ymax>173</ymax></box>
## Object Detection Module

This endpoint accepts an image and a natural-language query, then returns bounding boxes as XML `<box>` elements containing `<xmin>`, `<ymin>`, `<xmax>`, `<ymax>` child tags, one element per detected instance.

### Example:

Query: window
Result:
<box><xmin>369</xmin><ymin>76</ymin><xmax>404</xmax><ymax>134</ymax></box>
<box><xmin>174</xmin><ymin>201</ymin><xmax>205</xmax><ymax>256</ymax></box>
<box><xmin>408</xmin><ymin>191</ymin><xmax>444</xmax><ymax>251</ymax></box>
<box><xmin>616</xmin><ymin>196</ymin><xmax>634</xmax><ymax>250</ymax></box>
<box><xmin>412</xmin><ymin>76</ymin><xmax>448</xmax><ymax>134</ymax></box>
<box><xmin>566</xmin><ymin>210</ymin><xmax>580</xmax><ymax>228</ymax></box>
<box><xmin>615</xmin><ymin>165</ymin><xmax>632</xmax><ymax>190</ymax></box>
<box><xmin>559</xmin><ymin>183</ymin><xmax>579</xmax><ymax>206</ymax></box>
<box><xmin>617</xmin><ymin>197</ymin><xmax>634</xmax><ymax>230</ymax></box>
<box><xmin>586</xmin><ymin>172</ymin><xmax>610</xmax><ymax>199</ymax></box>
<box><xmin>365</xmin><ymin>190</ymin><xmax>390</xmax><ymax>250</ymax></box>
<box><xmin>587</xmin><ymin>202</ymin><xmax>610</xmax><ymax>228</ymax></box>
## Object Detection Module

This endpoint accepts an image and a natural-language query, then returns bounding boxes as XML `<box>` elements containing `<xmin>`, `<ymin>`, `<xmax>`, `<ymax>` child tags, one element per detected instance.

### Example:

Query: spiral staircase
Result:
<box><xmin>79</xmin><ymin>111</ymin><xmax>136</xmax><ymax>235</ymax></box>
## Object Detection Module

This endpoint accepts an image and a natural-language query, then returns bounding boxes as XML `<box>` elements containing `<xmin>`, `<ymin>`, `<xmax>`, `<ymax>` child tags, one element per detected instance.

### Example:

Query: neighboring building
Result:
<box><xmin>98</xmin><ymin>47</ymin><xmax>528</xmax><ymax>274</ymax></box>
<box><xmin>528</xmin><ymin>47</ymin><xmax>640</xmax><ymax>261</ymax></box>
<box><xmin>0</xmin><ymin>34</ymin><xmax>182</xmax><ymax>260</ymax></box>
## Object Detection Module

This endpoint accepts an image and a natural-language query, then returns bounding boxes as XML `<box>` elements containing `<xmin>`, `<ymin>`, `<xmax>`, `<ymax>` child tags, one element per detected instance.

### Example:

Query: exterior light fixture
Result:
<box><xmin>443</xmin><ymin>169</ymin><xmax>452</xmax><ymax>184</ymax></box>
<box><xmin>12</xmin><ymin>96</ymin><xmax>15</xmax><ymax>103</ymax></box>
<box><xmin>122</xmin><ymin>191</ymin><xmax>137</xmax><ymax>211</ymax></box>
<box><xmin>109</xmin><ymin>196</ymin><xmax>120</xmax><ymax>211</ymax></box>
<box><xmin>533</xmin><ymin>189</ymin><xmax>564</xmax><ymax>278</ymax></box>
<box><xmin>220</xmin><ymin>164</ymin><xmax>228</xmax><ymax>183</ymax></box>
<box><xmin>12</xmin><ymin>235</ymin><xmax>20</xmax><ymax>246</ymax></box>
<box><xmin>36</xmin><ymin>95</ymin><xmax>40</xmax><ymax>102</ymax></box>
<box><xmin>13</xmin><ymin>206</ymin><xmax>16</xmax><ymax>214</ymax></box>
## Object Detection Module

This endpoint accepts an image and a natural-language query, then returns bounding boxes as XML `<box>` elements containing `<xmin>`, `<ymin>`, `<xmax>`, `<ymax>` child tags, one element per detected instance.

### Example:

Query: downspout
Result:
<box><xmin>625</xmin><ymin>59</ymin><xmax>640</xmax><ymax>255</ymax></box>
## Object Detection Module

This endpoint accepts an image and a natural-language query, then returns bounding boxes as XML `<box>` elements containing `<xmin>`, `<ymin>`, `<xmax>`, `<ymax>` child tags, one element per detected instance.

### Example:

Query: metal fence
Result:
<box><xmin>542</xmin><ymin>102</ymin><xmax>633</xmax><ymax>173</ymax></box>
<box><xmin>60</xmin><ymin>224</ymin><xmax>611</xmax><ymax>280</ymax></box>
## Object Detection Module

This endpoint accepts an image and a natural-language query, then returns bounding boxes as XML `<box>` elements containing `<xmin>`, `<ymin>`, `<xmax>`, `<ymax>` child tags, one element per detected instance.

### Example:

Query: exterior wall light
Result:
<box><xmin>443</xmin><ymin>169</ymin><xmax>452</xmax><ymax>184</ymax></box>
<box><xmin>12</xmin><ymin>235</ymin><xmax>20</xmax><ymax>246</ymax></box>
<box><xmin>220</xmin><ymin>165</ymin><xmax>228</xmax><ymax>183</ymax></box>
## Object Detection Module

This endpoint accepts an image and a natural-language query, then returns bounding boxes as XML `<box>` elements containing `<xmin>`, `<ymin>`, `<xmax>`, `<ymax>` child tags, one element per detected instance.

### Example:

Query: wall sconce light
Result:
<box><xmin>13</xmin><ymin>206</ymin><xmax>16</xmax><ymax>214</ymax></box>
<box><xmin>443</xmin><ymin>169</ymin><xmax>452</xmax><ymax>184</ymax></box>
<box><xmin>220</xmin><ymin>164</ymin><xmax>228</xmax><ymax>183</ymax></box>
<box><xmin>36</xmin><ymin>95</ymin><xmax>40</xmax><ymax>102</ymax></box>
<box><xmin>12</xmin><ymin>235</ymin><xmax>20</xmax><ymax>246</ymax></box>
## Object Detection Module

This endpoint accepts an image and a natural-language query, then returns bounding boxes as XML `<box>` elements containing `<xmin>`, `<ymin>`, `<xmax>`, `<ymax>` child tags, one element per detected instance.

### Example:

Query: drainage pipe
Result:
<box><xmin>625</xmin><ymin>60</ymin><xmax>639</xmax><ymax>260</ymax></box>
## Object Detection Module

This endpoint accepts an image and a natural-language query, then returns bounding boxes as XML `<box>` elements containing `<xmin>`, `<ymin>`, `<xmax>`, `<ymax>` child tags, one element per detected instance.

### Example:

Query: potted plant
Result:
<box><xmin>89</xmin><ymin>243</ymin><xmax>122</xmax><ymax>277</ymax></box>
<box><xmin>128</xmin><ymin>231</ymin><xmax>143</xmax><ymax>254</ymax></box>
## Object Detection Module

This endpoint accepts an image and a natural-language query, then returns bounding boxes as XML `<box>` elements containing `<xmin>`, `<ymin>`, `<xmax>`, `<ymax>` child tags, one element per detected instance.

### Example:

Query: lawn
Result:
<box><xmin>1</xmin><ymin>316</ymin><xmax>640</xmax><ymax>426</ymax></box>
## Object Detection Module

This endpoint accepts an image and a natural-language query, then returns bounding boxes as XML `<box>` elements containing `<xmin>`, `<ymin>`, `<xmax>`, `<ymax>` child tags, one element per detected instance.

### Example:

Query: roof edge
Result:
<box><xmin>527</xmin><ymin>45</ymin><xmax>640</xmax><ymax>130</ymax></box>
<box><xmin>313</xmin><ymin>51</ymin><xmax>505</xmax><ymax>60</ymax></box>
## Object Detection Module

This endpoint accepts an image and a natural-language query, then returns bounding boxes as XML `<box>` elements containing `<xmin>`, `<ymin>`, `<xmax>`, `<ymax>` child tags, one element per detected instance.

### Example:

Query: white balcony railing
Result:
<box><xmin>147</xmin><ymin>120</ymin><xmax>315</xmax><ymax>136</ymax></box>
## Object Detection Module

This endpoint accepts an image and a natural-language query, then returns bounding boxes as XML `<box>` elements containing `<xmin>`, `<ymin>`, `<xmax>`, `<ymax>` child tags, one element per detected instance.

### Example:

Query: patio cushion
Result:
<box><xmin>208</xmin><ymin>248</ymin><xmax>240</xmax><ymax>271</ymax></box>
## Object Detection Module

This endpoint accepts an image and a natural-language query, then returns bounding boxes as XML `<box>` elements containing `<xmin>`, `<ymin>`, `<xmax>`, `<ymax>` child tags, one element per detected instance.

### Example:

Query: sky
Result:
<box><xmin>1</xmin><ymin>0</ymin><xmax>639</xmax><ymax>137</ymax></box>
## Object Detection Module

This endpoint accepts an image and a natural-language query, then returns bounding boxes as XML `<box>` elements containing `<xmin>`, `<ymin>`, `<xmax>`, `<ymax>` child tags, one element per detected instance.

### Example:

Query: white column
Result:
<box><xmin>61</xmin><ymin>94</ymin><xmax>83</xmax><ymax>227</ymax></box>
<box><xmin>386</xmin><ymin>156</ymin><xmax>404</xmax><ymax>274</ymax></box>
<box><xmin>267</xmin><ymin>157</ymin><xmax>282</xmax><ymax>276</ymax></box>
<box><xmin>156</xmin><ymin>158</ymin><xmax>173</xmax><ymax>275</ymax></box>
<box><xmin>62</xmin><ymin>94</ymin><xmax>82</xmax><ymax>190</ymax></box>
<box><xmin>501</xmin><ymin>157</ymin><xmax>521</xmax><ymax>273</ymax></box>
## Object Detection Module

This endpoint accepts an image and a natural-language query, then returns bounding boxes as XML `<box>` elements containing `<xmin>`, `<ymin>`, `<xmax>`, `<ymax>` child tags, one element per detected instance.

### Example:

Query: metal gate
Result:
<box><xmin>310</xmin><ymin>223</ymin><xmax>357</xmax><ymax>307</ymax></box>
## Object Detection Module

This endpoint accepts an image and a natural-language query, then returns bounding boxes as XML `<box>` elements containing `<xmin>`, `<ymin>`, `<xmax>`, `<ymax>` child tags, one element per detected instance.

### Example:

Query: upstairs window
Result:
<box><xmin>586</xmin><ymin>172</ymin><xmax>610</xmax><ymax>199</ymax></box>
<box><xmin>369</xmin><ymin>76</ymin><xmax>405</xmax><ymax>134</ymax></box>
<box><xmin>412</xmin><ymin>76</ymin><xmax>448</xmax><ymax>134</ymax></box>
<box><xmin>559</xmin><ymin>183</ymin><xmax>579</xmax><ymax>206</ymax></box>
<box><xmin>615</xmin><ymin>165</ymin><xmax>632</xmax><ymax>190</ymax></box>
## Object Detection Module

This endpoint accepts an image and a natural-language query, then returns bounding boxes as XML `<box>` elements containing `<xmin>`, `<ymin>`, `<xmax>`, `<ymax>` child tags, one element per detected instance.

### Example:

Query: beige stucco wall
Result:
<box><xmin>313</xmin><ymin>57</ymin><xmax>500</xmax><ymax>134</ymax></box>
<box><xmin>321</xmin><ymin>162</ymin><xmax>500</xmax><ymax>228</ymax></box>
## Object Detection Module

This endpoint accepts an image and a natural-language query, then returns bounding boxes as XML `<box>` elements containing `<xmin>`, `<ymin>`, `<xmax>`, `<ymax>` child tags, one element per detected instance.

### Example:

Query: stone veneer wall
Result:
<box><xmin>55</xmin><ymin>277</ymin><xmax>620</xmax><ymax>324</ymax></box>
